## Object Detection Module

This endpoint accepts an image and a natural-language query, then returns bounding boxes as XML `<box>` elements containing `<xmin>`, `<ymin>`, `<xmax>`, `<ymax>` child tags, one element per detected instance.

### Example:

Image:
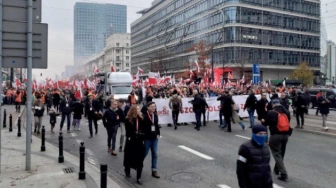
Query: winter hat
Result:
<box><xmin>271</xmin><ymin>99</ymin><xmax>280</xmax><ymax>105</ymax></box>
<box><xmin>252</xmin><ymin>125</ymin><xmax>267</xmax><ymax>134</ymax></box>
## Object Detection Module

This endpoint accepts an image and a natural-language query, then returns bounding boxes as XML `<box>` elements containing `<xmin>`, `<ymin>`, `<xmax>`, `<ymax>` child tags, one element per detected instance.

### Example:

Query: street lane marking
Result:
<box><xmin>235</xmin><ymin>135</ymin><xmax>250</xmax><ymax>140</ymax></box>
<box><xmin>178</xmin><ymin>145</ymin><xmax>214</xmax><ymax>160</ymax></box>
<box><xmin>71</xmin><ymin>133</ymin><xmax>77</xmax><ymax>137</ymax></box>
<box><xmin>86</xmin><ymin>149</ymin><xmax>95</xmax><ymax>156</ymax></box>
<box><xmin>302</xmin><ymin>129</ymin><xmax>336</xmax><ymax>136</ymax></box>
<box><xmin>217</xmin><ymin>184</ymin><xmax>231</xmax><ymax>188</ymax></box>
<box><xmin>75</xmin><ymin>139</ymin><xmax>82</xmax><ymax>144</ymax></box>
<box><xmin>273</xmin><ymin>184</ymin><xmax>285</xmax><ymax>188</ymax></box>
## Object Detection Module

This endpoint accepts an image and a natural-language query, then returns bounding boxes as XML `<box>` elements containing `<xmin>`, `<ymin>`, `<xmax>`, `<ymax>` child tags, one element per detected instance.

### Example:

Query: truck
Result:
<box><xmin>95</xmin><ymin>71</ymin><xmax>135</xmax><ymax>101</ymax></box>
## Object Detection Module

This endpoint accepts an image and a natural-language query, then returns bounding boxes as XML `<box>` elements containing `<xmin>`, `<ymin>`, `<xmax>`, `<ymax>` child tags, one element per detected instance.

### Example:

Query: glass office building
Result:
<box><xmin>74</xmin><ymin>2</ymin><xmax>127</xmax><ymax>66</ymax></box>
<box><xmin>131</xmin><ymin>0</ymin><xmax>320</xmax><ymax>80</ymax></box>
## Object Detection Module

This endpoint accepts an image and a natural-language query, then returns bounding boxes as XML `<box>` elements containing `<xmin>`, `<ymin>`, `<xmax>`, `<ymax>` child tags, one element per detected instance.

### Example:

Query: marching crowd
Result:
<box><xmin>2</xmin><ymin>84</ymin><xmax>332</xmax><ymax>187</ymax></box>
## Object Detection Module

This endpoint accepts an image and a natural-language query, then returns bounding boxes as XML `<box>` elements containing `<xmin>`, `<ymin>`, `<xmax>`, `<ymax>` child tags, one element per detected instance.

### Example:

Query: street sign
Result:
<box><xmin>252</xmin><ymin>63</ymin><xmax>260</xmax><ymax>84</ymax></box>
<box><xmin>2</xmin><ymin>21</ymin><xmax>48</xmax><ymax>68</ymax></box>
<box><xmin>2</xmin><ymin>0</ymin><xmax>41</xmax><ymax>23</ymax></box>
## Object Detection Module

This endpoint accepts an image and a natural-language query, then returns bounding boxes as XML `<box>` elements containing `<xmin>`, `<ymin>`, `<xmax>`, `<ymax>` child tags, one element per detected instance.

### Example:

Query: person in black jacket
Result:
<box><xmin>244</xmin><ymin>90</ymin><xmax>257</xmax><ymax>128</ymax></box>
<box><xmin>223</xmin><ymin>91</ymin><xmax>234</xmax><ymax>132</ymax></box>
<box><xmin>267</xmin><ymin>91</ymin><xmax>279</xmax><ymax>111</ymax></box>
<box><xmin>200</xmin><ymin>94</ymin><xmax>209</xmax><ymax>127</ymax></box>
<box><xmin>72</xmin><ymin>98</ymin><xmax>84</xmax><ymax>131</ymax></box>
<box><xmin>142</xmin><ymin>101</ymin><xmax>161</xmax><ymax>179</ymax></box>
<box><xmin>280</xmin><ymin>93</ymin><xmax>290</xmax><ymax>111</ymax></box>
<box><xmin>59</xmin><ymin>92</ymin><xmax>73</xmax><ymax>133</ymax></box>
<box><xmin>190</xmin><ymin>90</ymin><xmax>203</xmax><ymax>131</ymax></box>
<box><xmin>262</xmin><ymin>99</ymin><xmax>291</xmax><ymax>182</ymax></box>
<box><xmin>118</xmin><ymin>99</ymin><xmax>130</xmax><ymax>152</ymax></box>
<box><xmin>53</xmin><ymin>90</ymin><xmax>60</xmax><ymax>112</ymax></box>
<box><xmin>318</xmin><ymin>91</ymin><xmax>330</xmax><ymax>131</ymax></box>
<box><xmin>124</xmin><ymin>105</ymin><xmax>145</xmax><ymax>185</ymax></box>
<box><xmin>237</xmin><ymin>125</ymin><xmax>273</xmax><ymax>188</ymax></box>
<box><xmin>217</xmin><ymin>92</ymin><xmax>226</xmax><ymax>128</ymax></box>
<box><xmin>294</xmin><ymin>92</ymin><xmax>306</xmax><ymax>129</ymax></box>
<box><xmin>103</xmin><ymin>100</ymin><xmax>123</xmax><ymax>156</ymax></box>
<box><xmin>85</xmin><ymin>94</ymin><xmax>100</xmax><ymax>138</ymax></box>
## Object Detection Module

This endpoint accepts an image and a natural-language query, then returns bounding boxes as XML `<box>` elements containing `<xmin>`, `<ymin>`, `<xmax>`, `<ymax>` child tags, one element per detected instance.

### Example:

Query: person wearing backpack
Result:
<box><xmin>169</xmin><ymin>90</ymin><xmax>182</xmax><ymax>130</ymax></box>
<box><xmin>261</xmin><ymin>99</ymin><xmax>291</xmax><ymax>182</ymax></box>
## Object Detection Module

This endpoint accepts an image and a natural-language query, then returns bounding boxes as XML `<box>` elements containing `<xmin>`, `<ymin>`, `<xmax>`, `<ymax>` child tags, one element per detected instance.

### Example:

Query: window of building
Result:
<box><xmin>126</xmin><ymin>63</ymin><xmax>130</xmax><ymax>66</ymax></box>
<box><xmin>116</xmin><ymin>43</ymin><xmax>119</xmax><ymax>47</ymax></box>
<box><xmin>116</xmin><ymin>56</ymin><xmax>120</xmax><ymax>61</ymax></box>
<box><xmin>116</xmin><ymin>69</ymin><xmax>120</xmax><ymax>72</ymax></box>
<box><xmin>126</xmin><ymin>43</ymin><xmax>129</xmax><ymax>46</ymax></box>
<box><xmin>126</xmin><ymin>56</ymin><xmax>129</xmax><ymax>60</ymax></box>
<box><xmin>126</xmin><ymin>50</ymin><xmax>129</xmax><ymax>54</ymax></box>
<box><xmin>116</xmin><ymin>63</ymin><xmax>121</xmax><ymax>66</ymax></box>
<box><xmin>116</xmin><ymin>50</ymin><xmax>120</xmax><ymax>54</ymax></box>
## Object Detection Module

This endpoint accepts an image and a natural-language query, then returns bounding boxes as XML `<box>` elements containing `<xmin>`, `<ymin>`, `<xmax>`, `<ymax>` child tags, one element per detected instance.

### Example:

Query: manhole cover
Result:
<box><xmin>171</xmin><ymin>172</ymin><xmax>201</xmax><ymax>183</ymax></box>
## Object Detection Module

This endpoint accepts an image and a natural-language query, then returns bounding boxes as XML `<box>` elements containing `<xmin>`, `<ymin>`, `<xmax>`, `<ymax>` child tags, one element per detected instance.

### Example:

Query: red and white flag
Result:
<box><xmin>111</xmin><ymin>66</ymin><xmax>115</xmax><ymax>72</ymax></box>
<box><xmin>282</xmin><ymin>80</ymin><xmax>286</xmax><ymax>88</ymax></box>
<box><xmin>138</xmin><ymin>67</ymin><xmax>143</xmax><ymax>74</ymax></box>
<box><xmin>194</xmin><ymin>60</ymin><xmax>200</xmax><ymax>72</ymax></box>
<box><xmin>93</xmin><ymin>65</ymin><xmax>99</xmax><ymax>73</ymax></box>
<box><xmin>241</xmin><ymin>75</ymin><xmax>245</xmax><ymax>83</ymax></box>
<box><xmin>190</xmin><ymin>70</ymin><xmax>194</xmax><ymax>78</ymax></box>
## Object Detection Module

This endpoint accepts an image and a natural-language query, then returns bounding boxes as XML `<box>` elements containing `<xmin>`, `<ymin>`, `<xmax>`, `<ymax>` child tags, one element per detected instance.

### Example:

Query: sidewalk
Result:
<box><xmin>0</xmin><ymin>105</ymin><xmax>121</xmax><ymax>188</ymax></box>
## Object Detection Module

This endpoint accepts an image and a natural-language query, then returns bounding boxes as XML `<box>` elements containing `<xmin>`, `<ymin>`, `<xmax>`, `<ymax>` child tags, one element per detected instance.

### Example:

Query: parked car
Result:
<box><xmin>307</xmin><ymin>88</ymin><xmax>336</xmax><ymax>108</ymax></box>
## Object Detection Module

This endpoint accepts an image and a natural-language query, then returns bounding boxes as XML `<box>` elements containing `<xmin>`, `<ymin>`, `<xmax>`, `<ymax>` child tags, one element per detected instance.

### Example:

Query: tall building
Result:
<box><xmin>74</xmin><ymin>2</ymin><xmax>127</xmax><ymax>67</ymax></box>
<box><xmin>327</xmin><ymin>41</ymin><xmax>336</xmax><ymax>84</ymax></box>
<box><xmin>82</xmin><ymin>33</ymin><xmax>131</xmax><ymax>77</ymax></box>
<box><xmin>131</xmin><ymin>0</ymin><xmax>320</xmax><ymax>82</ymax></box>
<box><xmin>320</xmin><ymin>20</ymin><xmax>328</xmax><ymax>84</ymax></box>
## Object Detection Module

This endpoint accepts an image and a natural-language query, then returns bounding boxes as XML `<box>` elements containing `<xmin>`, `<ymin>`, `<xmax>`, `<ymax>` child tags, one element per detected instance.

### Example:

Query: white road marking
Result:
<box><xmin>235</xmin><ymin>135</ymin><xmax>250</xmax><ymax>140</ymax></box>
<box><xmin>71</xmin><ymin>133</ymin><xmax>77</xmax><ymax>137</ymax></box>
<box><xmin>273</xmin><ymin>184</ymin><xmax>285</xmax><ymax>188</ymax></box>
<box><xmin>301</xmin><ymin>129</ymin><xmax>336</xmax><ymax>136</ymax></box>
<box><xmin>87</xmin><ymin>157</ymin><xmax>96</xmax><ymax>165</ymax></box>
<box><xmin>85</xmin><ymin>149</ymin><xmax>95</xmax><ymax>156</ymax></box>
<box><xmin>217</xmin><ymin>184</ymin><xmax>231</xmax><ymax>188</ymax></box>
<box><xmin>75</xmin><ymin>139</ymin><xmax>82</xmax><ymax>144</ymax></box>
<box><xmin>178</xmin><ymin>145</ymin><xmax>214</xmax><ymax>160</ymax></box>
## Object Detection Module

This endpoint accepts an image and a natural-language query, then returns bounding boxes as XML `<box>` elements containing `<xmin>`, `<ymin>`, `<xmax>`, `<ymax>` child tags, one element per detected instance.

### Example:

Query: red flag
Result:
<box><xmin>111</xmin><ymin>66</ymin><xmax>115</xmax><ymax>72</ymax></box>
<box><xmin>194</xmin><ymin>60</ymin><xmax>200</xmax><ymax>72</ymax></box>
<box><xmin>190</xmin><ymin>70</ymin><xmax>194</xmax><ymax>79</ymax></box>
<box><xmin>138</xmin><ymin>67</ymin><xmax>143</xmax><ymax>74</ymax></box>
<box><xmin>148</xmin><ymin>78</ymin><xmax>157</xmax><ymax>85</ymax></box>
<box><xmin>15</xmin><ymin>78</ymin><xmax>21</xmax><ymax>88</ymax></box>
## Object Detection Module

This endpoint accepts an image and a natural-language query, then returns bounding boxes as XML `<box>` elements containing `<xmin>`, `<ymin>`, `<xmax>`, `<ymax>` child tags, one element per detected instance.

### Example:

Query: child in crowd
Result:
<box><xmin>49</xmin><ymin>108</ymin><xmax>60</xmax><ymax>133</ymax></box>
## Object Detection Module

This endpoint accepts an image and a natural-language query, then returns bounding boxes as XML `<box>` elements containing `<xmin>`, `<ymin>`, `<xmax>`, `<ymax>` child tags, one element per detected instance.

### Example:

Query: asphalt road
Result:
<box><xmin>36</xmin><ymin>109</ymin><xmax>336</xmax><ymax>188</ymax></box>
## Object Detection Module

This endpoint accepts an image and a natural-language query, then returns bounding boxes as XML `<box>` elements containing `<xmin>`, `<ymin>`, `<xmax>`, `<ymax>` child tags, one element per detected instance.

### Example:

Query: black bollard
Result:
<box><xmin>17</xmin><ymin>117</ymin><xmax>21</xmax><ymax>137</ymax></box>
<box><xmin>58</xmin><ymin>133</ymin><xmax>64</xmax><ymax>163</ymax></box>
<box><xmin>3</xmin><ymin>109</ymin><xmax>6</xmax><ymax>128</ymax></box>
<box><xmin>79</xmin><ymin>142</ymin><xmax>86</xmax><ymax>180</ymax></box>
<box><xmin>9</xmin><ymin>114</ymin><xmax>12</xmax><ymax>132</ymax></box>
<box><xmin>100</xmin><ymin>164</ymin><xmax>107</xmax><ymax>188</ymax></box>
<box><xmin>41</xmin><ymin>126</ymin><xmax>46</xmax><ymax>152</ymax></box>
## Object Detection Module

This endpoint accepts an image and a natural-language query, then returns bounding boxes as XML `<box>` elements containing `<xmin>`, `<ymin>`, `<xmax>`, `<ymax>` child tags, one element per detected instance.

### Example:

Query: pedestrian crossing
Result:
<box><xmin>217</xmin><ymin>184</ymin><xmax>284</xmax><ymax>188</ymax></box>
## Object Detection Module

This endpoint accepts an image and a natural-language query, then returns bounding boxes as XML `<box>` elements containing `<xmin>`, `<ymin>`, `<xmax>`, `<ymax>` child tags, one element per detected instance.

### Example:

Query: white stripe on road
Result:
<box><xmin>235</xmin><ymin>135</ymin><xmax>250</xmax><ymax>140</ymax></box>
<box><xmin>178</xmin><ymin>145</ymin><xmax>214</xmax><ymax>160</ymax></box>
<box><xmin>273</xmin><ymin>184</ymin><xmax>285</xmax><ymax>188</ymax></box>
<box><xmin>71</xmin><ymin>133</ymin><xmax>77</xmax><ymax>137</ymax></box>
<box><xmin>301</xmin><ymin>129</ymin><xmax>336</xmax><ymax>136</ymax></box>
<box><xmin>217</xmin><ymin>184</ymin><xmax>231</xmax><ymax>188</ymax></box>
<box><xmin>75</xmin><ymin>139</ymin><xmax>82</xmax><ymax>144</ymax></box>
<box><xmin>86</xmin><ymin>149</ymin><xmax>95</xmax><ymax>156</ymax></box>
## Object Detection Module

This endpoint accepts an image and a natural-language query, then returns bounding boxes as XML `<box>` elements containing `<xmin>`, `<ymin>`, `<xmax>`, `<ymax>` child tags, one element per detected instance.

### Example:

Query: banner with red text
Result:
<box><xmin>153</xmin><ymin>95</ymin><xmax>261</xmax><ymax>124</ymax></box>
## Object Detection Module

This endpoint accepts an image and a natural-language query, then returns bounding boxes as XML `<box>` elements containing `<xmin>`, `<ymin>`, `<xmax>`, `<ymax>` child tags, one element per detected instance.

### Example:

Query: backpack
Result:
<box><xmin>274</xmin><ymin>111</ymin><xmax>290</xmax><ymax>132</ymax></box>
<box><xmin>172</xmin><ymin>96</ymin><xmax>180</xmax><ymax>111</ymax></box>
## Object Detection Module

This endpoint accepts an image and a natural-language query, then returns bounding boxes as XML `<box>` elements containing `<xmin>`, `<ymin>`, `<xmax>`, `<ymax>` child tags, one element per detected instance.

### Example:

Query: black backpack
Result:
<box><xmin>172</xmin><ymin>96</ymin><xmax>180</xmax><ymax>111</ymax></box>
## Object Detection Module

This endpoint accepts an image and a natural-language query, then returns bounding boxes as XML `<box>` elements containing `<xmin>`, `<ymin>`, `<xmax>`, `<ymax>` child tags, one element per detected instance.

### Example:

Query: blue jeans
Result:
<box><xmin>248</xmin><ymin>110</ymin><xmax>255</xmax><ymax>127</ymax></box>
<box><xmin>144</xmin><ymin>139</ymin><xmax>158</xmax><ymax>171</ymax></box>
<box><xmin>194</xmin><ymin>109</ymin><xmax>202</xmax><ymax>128</ymax></box>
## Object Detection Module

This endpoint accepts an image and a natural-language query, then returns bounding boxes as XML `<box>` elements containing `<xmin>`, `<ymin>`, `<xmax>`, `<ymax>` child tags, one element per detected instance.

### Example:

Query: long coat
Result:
<box><xmin>72</xmin><ymin>102</ymin><xmax>84</xmax><ymax>119</ymax></box>
<box><xmin>123</xmin><ymin>117</ymin><xmax>145</xmax><ymax>169</ymax></box>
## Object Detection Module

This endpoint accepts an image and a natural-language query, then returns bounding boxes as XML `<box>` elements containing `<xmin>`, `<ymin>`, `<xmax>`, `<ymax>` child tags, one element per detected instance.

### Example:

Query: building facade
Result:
<box><xmin>131</xmin><ymin>0</ymin><xmax>320</xmax><ymax>81</ymax></box>
<box><xmin>327</xmin><ymin>41</ymin><xmax>336</xmax><ymax>84</ymax></box>
<box><xmin>320</xmin><ymin>20</ymin><xmax>328</xmax><ymax>84</ymax></box>
<box><xmin>74</xmin><ymin>2</ymin><xmax>127</xmax><ymax>67</ymax></box>
<box><xmin>82</xmin><ymin>33</ymin><xmax>131</xmax><ymax>77</ymax></box>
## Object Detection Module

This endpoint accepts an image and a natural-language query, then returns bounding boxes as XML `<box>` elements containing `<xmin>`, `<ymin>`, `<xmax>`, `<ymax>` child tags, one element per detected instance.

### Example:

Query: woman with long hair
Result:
<box><xmin>123</xmin><ymin>105</ymin><xmax>145</xmax><ymax>185</ymax></box>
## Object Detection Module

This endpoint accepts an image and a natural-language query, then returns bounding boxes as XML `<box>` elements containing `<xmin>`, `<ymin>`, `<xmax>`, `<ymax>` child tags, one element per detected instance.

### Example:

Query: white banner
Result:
<box><xmin>154</xmin><ymin>95</ymin><xmax>261</xmax><ymax>124</ymax></box>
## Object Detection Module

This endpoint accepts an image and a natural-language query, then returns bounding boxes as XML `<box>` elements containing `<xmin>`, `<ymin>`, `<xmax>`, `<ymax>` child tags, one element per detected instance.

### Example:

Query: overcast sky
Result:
<box><xmin>36</xmin><ymin>0</ymin><xmax>336</xmax><ymax>80</ymax></box>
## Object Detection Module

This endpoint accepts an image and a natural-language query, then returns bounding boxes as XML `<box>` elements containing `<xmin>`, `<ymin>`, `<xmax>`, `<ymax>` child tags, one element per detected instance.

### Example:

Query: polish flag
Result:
<box><xmin>111</xmin><ymin>66</ymin><xmax>115</xmax><ymax>72</ymax></box>
<box><xmin>93</xmin><ymin>65</ymin><xmax>99</xmax><ymax>73</ymax></box>
<box><xmin>138</xmin><ymin>67</ymin><xmax>143</xmax><ymax>74</ymax></box>
<box><xmin>15</xmin><ymin>78</ymin><xmax>21</xmax><ymax>88</ymax></box>
<box><xmin>241</xmin><ymin>75</ymin><xmax>245</xmax><ymax>83</ymax></box>
<box><xmin>190</xmin><ymin>70</ymin><xmax>194</xmax><ymax>78</ymax></box>
<box><xmin>236</xmin><ymin>80</ymin><xmax>240</xmax><ymax>89</ymax></box>
<box><xmin>283</xmin><ymin>80</ymin><xmax>286</xmax><ymax>88</ymax></box>
<box><xmin>194</xmin><ymin>60</ymin><xmax>200</xmax><ymax>72</ymax></box>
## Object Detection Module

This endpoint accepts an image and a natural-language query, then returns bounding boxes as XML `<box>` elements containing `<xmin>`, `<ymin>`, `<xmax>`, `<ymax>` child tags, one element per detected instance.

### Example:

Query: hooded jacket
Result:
<box><xmin>265</xmin><ymin>105</ymin><xmax>291</xmax><ymax>135</ymax></box>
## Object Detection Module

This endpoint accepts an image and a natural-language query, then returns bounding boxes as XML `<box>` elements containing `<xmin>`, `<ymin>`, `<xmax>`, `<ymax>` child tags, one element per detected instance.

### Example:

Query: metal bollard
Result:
<box><xmin>3</xmin><ymin>109</ymin><xmax>6</xmax><ymax>128</ymax></box>
<box><xmin>100</xmin><ymin>164</ymin><xmax>107</xmax><ymax>188</ymax></box>
<box><xmin>79</xmin><ymin>142</ymin><xmax>86</xmax><ymax>180</ymax></box>
<box><xmin>41</xmin><ymin>126</ymin><xmax>46</xmax><ymax>152</ymax></box>
<box><xmin>9</xmin><ymin>114</ymin><xmax>12</xmax><ymax>132</ymax></box>
<box><xmin>58</xmin><ymin>133</ymin><xmax>64</xmax><ymax>163</ymax></box>
<box><xmin>17</xmin><ymin>117</ymin><xmax>21</xmax><ymax>137</ymax></box>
